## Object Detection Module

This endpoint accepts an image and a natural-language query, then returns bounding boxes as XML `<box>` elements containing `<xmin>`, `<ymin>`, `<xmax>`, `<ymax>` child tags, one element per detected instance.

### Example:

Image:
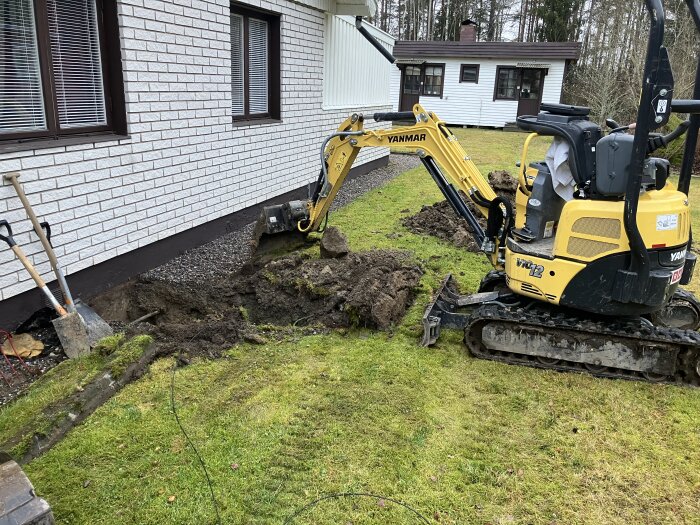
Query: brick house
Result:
<box><xmin>0</xmin><ymin>0</ymin><xmax>394</xmax><ymax>327</ymax></box>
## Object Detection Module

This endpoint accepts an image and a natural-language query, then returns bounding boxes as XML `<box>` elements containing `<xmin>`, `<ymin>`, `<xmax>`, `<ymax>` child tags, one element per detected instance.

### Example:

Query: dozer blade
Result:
<box><xmin>421</xmin><ymin>274</ymin><xmax>501</xmax><ymax>346</ymax></box>
<box><xmin>252</xmin><ymin>200</ymin><xmax>313</xmax><ymax>257</ymax></box>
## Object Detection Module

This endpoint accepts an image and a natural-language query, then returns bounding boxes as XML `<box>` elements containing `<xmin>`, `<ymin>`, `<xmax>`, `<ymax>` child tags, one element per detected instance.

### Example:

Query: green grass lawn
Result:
<box><xmin>14</xmin><ymin>128</ymin><xmax>700</xmax><ymax>524</ymax></box>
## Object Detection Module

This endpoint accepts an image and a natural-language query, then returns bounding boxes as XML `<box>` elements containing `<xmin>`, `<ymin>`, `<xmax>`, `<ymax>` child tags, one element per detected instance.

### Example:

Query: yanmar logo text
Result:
<box><xmin>388</xmin><ymin>134</ymin><xmax>426</xmax><ymax>143</ymax></box>
<box><xmin>670</xmin><ymin>249</ymin><xmax>687</xmax><ymax>262</ymax></box>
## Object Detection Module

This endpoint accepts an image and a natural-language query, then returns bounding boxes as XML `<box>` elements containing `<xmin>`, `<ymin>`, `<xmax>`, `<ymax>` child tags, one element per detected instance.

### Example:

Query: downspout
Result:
<box><xmin>355</xmin><ymin>16</ymin><xmax>396</xmax><ymax>64</ymax></box>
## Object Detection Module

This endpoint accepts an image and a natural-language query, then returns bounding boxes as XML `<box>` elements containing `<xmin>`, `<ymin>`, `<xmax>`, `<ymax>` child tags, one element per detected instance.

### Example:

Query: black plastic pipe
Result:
<box><xmin>355</xmin><ymin>17</ymin><xmax>396</xmax><ymax>64</ymax></box>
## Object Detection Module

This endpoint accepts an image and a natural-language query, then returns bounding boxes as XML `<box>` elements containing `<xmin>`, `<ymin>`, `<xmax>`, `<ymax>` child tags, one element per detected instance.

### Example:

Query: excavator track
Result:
<box><xmin>464</xmin><ymin>302</ymin><xmax>700</xmax><ymax>387</ymax></box>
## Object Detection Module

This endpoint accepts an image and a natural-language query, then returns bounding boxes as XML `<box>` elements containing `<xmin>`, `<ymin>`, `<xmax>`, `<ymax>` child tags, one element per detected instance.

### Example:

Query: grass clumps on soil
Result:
<box><xmin>91</xmin><ymin>246</ymin><xmax>423</xmax><ymax>358</ymax></box>
<box><xmin>233</xmin><ymin>250</ymin><xmax>422</xmax><ymax>329</ymax></box>
<box><xmin>108</xmin><ymin>335</ymin><xmax>153</xmax><ymax>379</ymax></box>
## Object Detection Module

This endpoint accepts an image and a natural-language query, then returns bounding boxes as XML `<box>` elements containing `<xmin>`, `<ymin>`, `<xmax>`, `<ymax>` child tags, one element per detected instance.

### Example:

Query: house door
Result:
<box><xmin>517</xmin><ymin>68</ymin><xmax>545</xmax><ymax>116</ymax></box>
<box><xmin>400</xmin><ymin>65</ymin><xmax>421</xmax><ymax>111</ymax></box>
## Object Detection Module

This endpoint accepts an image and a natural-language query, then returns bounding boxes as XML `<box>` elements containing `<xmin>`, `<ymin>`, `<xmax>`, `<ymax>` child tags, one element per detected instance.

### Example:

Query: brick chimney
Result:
<box><xmin>460</xmin><ymin>20</ymin><xmax>477</xmax><ymax>42</ymax></box>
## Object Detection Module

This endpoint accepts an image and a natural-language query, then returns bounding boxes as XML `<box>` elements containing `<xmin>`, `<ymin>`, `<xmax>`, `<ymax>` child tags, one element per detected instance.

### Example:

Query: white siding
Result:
<box><xmin>323</xmin><ymin>16</ymin><xmax>393</xmax><ymax>109</ymax></box>
<box><xmin>390</xmin><ymin>57</ymin><xmax>568</xmax><ymax>127</ymax></box>
<box><xmin>0</xmin><ymin>0</ymin><xmax>391</xmax><ymax>303</ymax></box>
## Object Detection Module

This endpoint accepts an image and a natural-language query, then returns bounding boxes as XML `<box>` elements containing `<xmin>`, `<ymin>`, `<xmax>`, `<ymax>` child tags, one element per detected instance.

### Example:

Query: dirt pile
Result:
<box><xmin>232</xmin><ymin>250</ymin><xmax>422</xmax><ymax>329</ymax></box>
<box><xmin>402</xmin><ymin>170</ymin><xmax>517</xmax><ymax>252</ymax></box>
<box><xmin>91</xmin><ymin>248</ymin><xmax>423</xmax><ymax>355</ymax></box>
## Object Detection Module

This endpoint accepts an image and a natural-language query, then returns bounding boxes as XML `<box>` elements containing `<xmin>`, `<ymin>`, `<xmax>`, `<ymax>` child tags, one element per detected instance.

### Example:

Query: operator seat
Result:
<box><xmin>516</xmin><ymin>104</ymin><xmax>602</xmax><ymax>189</ymax></box>
<box><xmin>511</xmin><ymin>104</ymin><xmax>602</xmax><ymax>245</ymax></box>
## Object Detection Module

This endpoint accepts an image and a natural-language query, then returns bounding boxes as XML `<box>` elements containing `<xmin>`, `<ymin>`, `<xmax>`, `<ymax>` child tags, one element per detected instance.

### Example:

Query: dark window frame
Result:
<box><xmin>421</xmin><ymin>63</ymin><xmax>445</xmax><ymax>98</ymax></box>
<box><xmin>0</xmin><ymin>0</ymin><xmax>127</xmax><ymax>149</ymax></box>
<box><xmin>230</xmin><ymin>3</ymin><xmax>281</xmax><ymax>123</ymax></box>
<box><xmin>493</xmin><ymin>66</ymin><xmax>520</xmax><ymax>101</ymax></box>
<box><xmin>459</xmin><ymin>64</ymin><xmax>480</xmax><ymax>83</ymax></box>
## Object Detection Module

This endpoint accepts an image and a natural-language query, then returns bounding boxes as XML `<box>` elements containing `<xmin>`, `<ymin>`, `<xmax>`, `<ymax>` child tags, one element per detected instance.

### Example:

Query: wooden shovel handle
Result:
<box><xmin>11</xmin><ymin>245</ymin><xmax>44</xmax><ymax>285</ymax></box>
<box><xmin>11</xmin><ymin>245</ymin><xmax>67</xmax><ymax>317</ymax></box>
<box><xmin>4</xmin><ymin>173</ymin><xmax>59</xmax><ymax>268</ymax></box>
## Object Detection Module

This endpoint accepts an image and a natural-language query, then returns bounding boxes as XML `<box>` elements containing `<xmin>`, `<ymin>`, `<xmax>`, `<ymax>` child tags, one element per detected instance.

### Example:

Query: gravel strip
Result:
<box><xmin>144</xmin><ymin>154</ymin><xmax>420</xmax><ymax>285</ymax></box>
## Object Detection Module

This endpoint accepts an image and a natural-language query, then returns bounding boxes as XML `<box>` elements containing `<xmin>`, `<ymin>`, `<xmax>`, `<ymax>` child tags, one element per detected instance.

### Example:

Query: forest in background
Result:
<box><xmin>370</xmin><ymin>0</ymin><xmax>699</xmax><ymax>156</ymax></box>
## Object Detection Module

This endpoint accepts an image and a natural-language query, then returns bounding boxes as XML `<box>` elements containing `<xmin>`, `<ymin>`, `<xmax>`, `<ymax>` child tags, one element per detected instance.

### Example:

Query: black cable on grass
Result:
<box><xmin>282</xmin><ymin>492</ymin><xmax>431</xmax><ymax>524</ymax></box>
<box><xmin>170</xmin><ymin>332</ymin><xmax>428</xmax><ymax>525</ymax></box>
<box><xmin>169</xmin><ymin>332</ymin><xmax>222</xmax><ymax>525</ymax></box>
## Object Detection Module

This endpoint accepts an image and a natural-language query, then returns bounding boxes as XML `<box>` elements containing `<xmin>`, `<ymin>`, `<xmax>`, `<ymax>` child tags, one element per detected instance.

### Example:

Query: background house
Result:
<box><xmin>0</xmin><ymin>0</ymin><xmax>394</xmax><ymax>328</ymax></box>
<box><xmin>390</xmin><ymin>20</ymin><xmax>580</xmax><ymax>128</ymax></box>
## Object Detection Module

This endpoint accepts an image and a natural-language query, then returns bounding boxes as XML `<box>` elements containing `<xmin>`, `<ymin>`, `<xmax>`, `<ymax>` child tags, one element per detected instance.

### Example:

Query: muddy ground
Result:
<box><xmin>0</xmin><ymin>313</ymin><xmax>67</xmax><ymax>406</ymax></box>
<box><xmin>90</xmin><ymin>245</ymin><xmax>423</xmax><ymax>359</ymax></box>
<box><xmin>402</xmin><ymin>170</ymin><xmax>517</xmax><ymax>251</ymax></box>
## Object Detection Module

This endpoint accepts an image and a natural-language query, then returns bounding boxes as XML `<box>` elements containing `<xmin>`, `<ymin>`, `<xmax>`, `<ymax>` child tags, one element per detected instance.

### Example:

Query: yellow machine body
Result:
<box><xmin>505</xmin><ymin>184</ymin><xmax>690</xmax><ymax>304</ymax></box>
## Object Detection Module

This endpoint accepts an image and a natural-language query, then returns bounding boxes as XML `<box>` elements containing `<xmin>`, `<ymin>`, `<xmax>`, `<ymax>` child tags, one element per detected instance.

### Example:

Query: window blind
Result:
<box><xmin>231</xmin><ymin>13</ymin><xmax>244</xmax><ymax>116</ymax></box>
<box><xmin>248</xmin><ymin>17</ymin><xmax>268</xmax><ymax>114</ymax></box>
<box><xmin>47</xmin><ymin>0</ymin><xmax>107</xmax><ymax>129</ymax></box>
<box><xmin>0</xmin><ymin>0</ymin><xmax>47</xmax><ymax>133</ymax></box>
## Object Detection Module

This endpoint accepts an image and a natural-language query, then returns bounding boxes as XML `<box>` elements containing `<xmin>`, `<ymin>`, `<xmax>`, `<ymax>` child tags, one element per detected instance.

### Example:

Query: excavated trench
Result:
<box><xmin>402</xmin><ymin>170</ymin><xmax>517</xmax><ymax>251</ymax></box>
<box><xmin>90</xmin><ymin>244</ymin><xmax>424</xmax><ymax>357</ymax></box>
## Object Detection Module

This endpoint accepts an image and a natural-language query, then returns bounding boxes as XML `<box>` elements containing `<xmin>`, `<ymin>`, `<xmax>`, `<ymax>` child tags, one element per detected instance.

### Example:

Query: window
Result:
<box><xmin>460</xmin><ymin>64</ymin><xmax>479</xmax><ymax>83</ymax></box>
<box><xmin>495</xmin><ymin>66</ymin><xmax>519</xmax><ymax>100</ymax></box>
<box><xmin>422</xmin><ymin>64</ymin><xmax>444</xmax><ymax>97</ymax></box>
<box><xmin>230</xmin><ymin>4</ymin><xmax>280</xmax><ymax>122</ymax></box>
<box><xmin>0</xmin><ymin>0</ymin><xmax>125</xmax><ymax>146</ymax></box>
<box><xmin>403</xmin><ymin>66</ymin><xmax>421</xmax><ymax>95</ymax></box>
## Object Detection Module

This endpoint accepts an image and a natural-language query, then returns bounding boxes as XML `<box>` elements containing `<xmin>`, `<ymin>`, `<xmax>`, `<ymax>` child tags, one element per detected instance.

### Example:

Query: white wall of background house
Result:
<box><xmin>0</xmin><ymin>0</ymin><xmax>393</xmax><ymax>314</ymax></box>
<box><xmin>390</xmin><ymin>58</ymin><xmax>567</xmax><ymax>127</ymax></box>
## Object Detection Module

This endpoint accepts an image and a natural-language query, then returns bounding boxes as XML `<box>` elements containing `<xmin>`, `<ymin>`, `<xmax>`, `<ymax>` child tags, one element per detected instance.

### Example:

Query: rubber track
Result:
<box><xmin>464</xmin><ymin>302</ymin><xmax>700</xmax><ymax>387</ymax></box>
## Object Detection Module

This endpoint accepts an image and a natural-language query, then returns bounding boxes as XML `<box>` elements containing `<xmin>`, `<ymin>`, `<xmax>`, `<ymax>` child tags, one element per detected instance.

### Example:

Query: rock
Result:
<box><xmin>320</xmin><ymin>227</ymin><xmax>349</xmax><ymax>259</ymax></box>
<box><xmin>243</xmin><ymin>333</ymin><xmax>267</xmax><ymax>345</ymax></box>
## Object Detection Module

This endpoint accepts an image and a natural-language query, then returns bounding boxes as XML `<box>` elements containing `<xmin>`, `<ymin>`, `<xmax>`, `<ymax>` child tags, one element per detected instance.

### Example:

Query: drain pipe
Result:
<box><xmin>355</xmin><ymin>16</ymin><xmax>396</xmax><ymax>64</ymax></box>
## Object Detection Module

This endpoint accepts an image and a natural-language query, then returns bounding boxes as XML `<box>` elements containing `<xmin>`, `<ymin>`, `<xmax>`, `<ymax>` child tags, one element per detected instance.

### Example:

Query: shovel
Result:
<box><xmin>4</xmin><ymin>172</ymin><xmax>112</xmax><ymax>347</ymax></box>
<box><xmin>0</xmin><ymin>220</ymin><xmax>90</xmax><ymax>358</ymax></box>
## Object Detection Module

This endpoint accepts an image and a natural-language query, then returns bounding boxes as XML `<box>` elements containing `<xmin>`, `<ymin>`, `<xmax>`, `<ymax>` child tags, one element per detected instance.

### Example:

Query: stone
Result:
<box><xmin>320</xmin><ymin>227</ymin><xmax>349</xmax><ymax>259</ymax></box>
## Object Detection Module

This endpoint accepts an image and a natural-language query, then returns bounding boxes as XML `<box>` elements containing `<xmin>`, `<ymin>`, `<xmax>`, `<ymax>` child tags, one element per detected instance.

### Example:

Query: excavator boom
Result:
<box><xmin>255</xmin><ymin>105</ymin><xmax>510</xmax><ymax>267</ymax></box>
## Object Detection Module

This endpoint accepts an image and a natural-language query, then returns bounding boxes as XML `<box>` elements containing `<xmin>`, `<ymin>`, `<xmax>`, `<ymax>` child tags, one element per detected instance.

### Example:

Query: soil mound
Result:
<box><xmin>402</xmin><ymin>170</ymin><xmax>517</xmax><ymax>252</ymax></box>
<box><xmin>232</xmin><ymin>251</ymin><xmax>422</xmax><ymax>329</ymax></box>
<box><xmin>92</xmin><ymin>249</ymin><xmax>423</xmax><ymax>355</ymax></box>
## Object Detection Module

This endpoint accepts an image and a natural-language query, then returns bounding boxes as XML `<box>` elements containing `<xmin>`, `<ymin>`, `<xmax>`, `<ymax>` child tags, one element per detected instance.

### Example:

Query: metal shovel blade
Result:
<box><xmin>75</xmin><ymin>301</ymin><xmax>113</xmax><ymax>347</ymax></box>
<box><xmin>52</xmin><ymin>312</ymin><xmax>90</xmax><ymax>359</ymax></box>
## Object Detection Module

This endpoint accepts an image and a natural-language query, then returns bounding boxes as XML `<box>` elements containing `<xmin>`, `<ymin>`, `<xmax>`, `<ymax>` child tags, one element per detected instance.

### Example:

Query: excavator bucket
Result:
<box><xmin>252</xmin><ymin>200</ymin><xmax>312</xmax><ymax>257</ymax></box>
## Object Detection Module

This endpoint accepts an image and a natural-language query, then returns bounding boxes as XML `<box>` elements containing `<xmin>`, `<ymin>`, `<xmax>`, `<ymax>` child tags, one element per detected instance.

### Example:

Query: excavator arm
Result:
<box><xmin>256</xmin><ymin>104</ymin><xmax>510</xmax><ymax>268</ymax></box>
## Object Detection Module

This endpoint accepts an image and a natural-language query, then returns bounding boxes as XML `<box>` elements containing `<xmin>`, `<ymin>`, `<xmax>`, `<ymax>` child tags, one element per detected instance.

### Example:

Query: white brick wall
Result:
<box><xmin>0</xmin><ymin>0</ymin><xmax>391</xmax><ymax>302</ymax></box>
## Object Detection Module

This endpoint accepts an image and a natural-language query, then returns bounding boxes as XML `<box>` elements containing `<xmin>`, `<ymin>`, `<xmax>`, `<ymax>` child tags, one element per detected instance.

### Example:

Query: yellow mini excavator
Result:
<box><xmin>257</xmin><ymin>0</ymin><xmax>700</xmax><ymax>386</ymax></box>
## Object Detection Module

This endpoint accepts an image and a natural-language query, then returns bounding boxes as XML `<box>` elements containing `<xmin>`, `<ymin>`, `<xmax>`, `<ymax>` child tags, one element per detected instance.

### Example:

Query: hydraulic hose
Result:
<box><xmin>316</xmin><ymin>131</ymin><xmax>365</xmax><ymax>202</ymax></box>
